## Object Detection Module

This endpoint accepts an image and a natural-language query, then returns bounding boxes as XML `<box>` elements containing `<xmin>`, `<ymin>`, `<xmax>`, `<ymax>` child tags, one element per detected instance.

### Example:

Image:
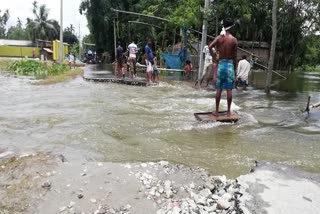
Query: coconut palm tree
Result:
<box><xmin>32</xmin><ymin>0</ymin><xmax>38</xmax><ymax>15</ymax></box>
<box><xmin>27</xmin><ymin>3</ymin><xmax>60</xmax><ymax>41</ymax></box>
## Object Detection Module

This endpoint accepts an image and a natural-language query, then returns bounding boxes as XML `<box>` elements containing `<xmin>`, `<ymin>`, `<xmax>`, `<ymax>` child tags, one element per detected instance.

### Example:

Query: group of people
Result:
<box><xmin>115</xmin><ymin>18</ymin><xmax>251</xmax><ymax>117</ymax></box>
<box><xmin>203</xmin><ymin>18</ymin><xmax>251</xmax><ymax>117</ymax></box>
<box><xmin>116</xmin><ymin>41</ymin><xmax>138</xmax><ymax>79</ymax></box>
<box><xmin>115</xmin><ymin>39</ymin><xmax>159</xmax><ymax>84</ymax></box>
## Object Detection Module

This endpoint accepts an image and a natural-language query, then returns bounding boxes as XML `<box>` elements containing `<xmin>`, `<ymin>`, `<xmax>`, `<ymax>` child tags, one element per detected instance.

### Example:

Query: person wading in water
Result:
<box><xmin>209</xmin><ymin>19</ymin><xmax>238</xmax><ymax>117</ymax></box>
<box><xmin>145</xmin><ymin>39</ymin><xmax>154</xmax><ymax>84</ymax></box>
<box><xmin>116</xmin><ymin>42</ymin><xmax>124</xmax><ymax>78</ymax></box>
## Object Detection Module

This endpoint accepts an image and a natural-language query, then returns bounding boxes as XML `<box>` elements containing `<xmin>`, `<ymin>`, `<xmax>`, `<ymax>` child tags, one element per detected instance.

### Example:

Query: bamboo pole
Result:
<box><xmin>172</xmin><ymin>30</ymin><xmax>176</xmax><ymax>54</ymax></box>
<box><xmin>111</xmin><ymin>8</ymin><xmax>171</xmax><ymax>22</ymax></box>
<box><xmin>128</xmin><ymin>21</ymin><xmax>164</xmax><ymax>29</ymax></box>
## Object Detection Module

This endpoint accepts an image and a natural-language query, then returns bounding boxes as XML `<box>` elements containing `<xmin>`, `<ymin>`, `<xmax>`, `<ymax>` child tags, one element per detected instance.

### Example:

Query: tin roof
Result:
<box><xmin>0</xmin><ymin>39</ymin><xmax>34</xmax><ymax>47</ymax></box>
<box><xmin>43</xmin><ymin>48</ymin><xmax>53</xmax><ymax>53</ymax></box>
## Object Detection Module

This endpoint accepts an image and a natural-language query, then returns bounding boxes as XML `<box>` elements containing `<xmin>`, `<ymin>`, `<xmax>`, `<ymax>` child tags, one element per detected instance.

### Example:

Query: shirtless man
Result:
<box><xmin>208</xmin><ymin>19</ymin><xmax>238</xmax><ymax>117</ymax></box>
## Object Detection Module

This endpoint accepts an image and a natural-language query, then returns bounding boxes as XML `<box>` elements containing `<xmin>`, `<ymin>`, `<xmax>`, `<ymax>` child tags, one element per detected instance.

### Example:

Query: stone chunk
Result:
<box><xmin>217</xmin><ymin>199</ymin><xmax>230</xmax><ymax>210</ymax></box>
<box><xmin>41</xmin><ymin>181</ymin><xmax>51</xmax><ymax>190</ymax></box>
<box><xmin>199</xmin><ymin>188</ymin><xmax>212</xmax><ymax>199</ymax></box>
<box><xmin>90</xmin><ymin>198</ymin><xmax>97</xmax><ymax>204</ymax></box>
<box><xmin>204</xmin><ymin>181</ymin><xmax>215</xmax><ymax>191</ymax></box>
<box><xmin>171</xmin><ymin>207</ymin><xmax>182</xmax><ymax>214</ymax></box>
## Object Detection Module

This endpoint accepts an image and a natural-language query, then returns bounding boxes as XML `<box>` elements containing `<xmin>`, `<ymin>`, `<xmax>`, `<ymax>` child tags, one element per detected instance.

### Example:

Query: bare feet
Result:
<box><xmin>226</xmin><ymin>111</ymin><xmax>232</xmax><ymax>117</ymax></box>
<box><xmin>212</xmin><ymin>111</ymin><xmax>219</xmax><ymax>117</ymax></box>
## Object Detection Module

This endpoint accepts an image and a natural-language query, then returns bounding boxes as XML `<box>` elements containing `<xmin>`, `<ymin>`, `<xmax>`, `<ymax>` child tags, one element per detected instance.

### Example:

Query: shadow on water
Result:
<box><xmin>1</xmin><ymin>65</ymin><xmax>320</xmax><ymax>178</ymax></box>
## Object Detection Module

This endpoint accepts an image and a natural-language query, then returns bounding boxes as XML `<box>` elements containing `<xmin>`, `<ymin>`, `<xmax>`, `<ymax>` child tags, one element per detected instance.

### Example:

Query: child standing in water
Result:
<box><xmin>152</xmin><ymin>56</ymin><xmax>160</xmax><ymax>83</ymax></box>
<box><xmin>183</xmin><ymin>60</ymin><xmax>193</xmax><ymax>79</ymax></box>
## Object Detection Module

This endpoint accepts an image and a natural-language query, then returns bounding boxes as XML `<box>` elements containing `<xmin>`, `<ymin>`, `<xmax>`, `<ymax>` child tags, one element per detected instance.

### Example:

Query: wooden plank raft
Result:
<box><xmin>194</xmin><ymin>111</ymin><xmax>240</xmax><ymax>123</ymax></box>
<box><xmin>83</xmin><ymin>76</ymin><xmax>152</xmax><ymax>86</ymax></box>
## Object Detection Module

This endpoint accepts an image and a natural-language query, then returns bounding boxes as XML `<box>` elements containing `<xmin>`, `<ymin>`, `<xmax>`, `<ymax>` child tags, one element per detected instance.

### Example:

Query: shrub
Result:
<box><xmin>8</xmin><ymin>60</ymin><xmax>47</xmax><ymax>76</ymax></box>
<box><xmin>8</xmin><ymin>60</ymin><xmax>70</xmax><ymax>77</ymax></box>
<box><xmin>47</xmin><ymin>64</ymin><xmax>70</xmax><ymax>76</ymax></box>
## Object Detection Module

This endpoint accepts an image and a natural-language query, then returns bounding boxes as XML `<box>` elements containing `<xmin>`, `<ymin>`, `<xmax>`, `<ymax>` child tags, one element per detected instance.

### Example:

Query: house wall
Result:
<box><xmin>52</xmin><ymin>40</ymin><xmax>69</xmax><ymax>61</ymax></box>
<box><xmin>0</xmin><ymin>46</ymin><xmax>41</xmax><ymax>58</ymax></box>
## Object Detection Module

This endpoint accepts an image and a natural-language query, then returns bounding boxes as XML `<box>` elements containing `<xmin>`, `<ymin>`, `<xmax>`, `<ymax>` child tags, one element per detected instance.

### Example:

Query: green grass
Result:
<box><xmin>7</xmin><ymin>59</ymin><xmax>72</xmax><ymax>76</ymax></box>
<box><xmin>0</xmin><ymin>59</ymin><xmax>83</xmax><ymax>84</ymax></box>
<box><xmin>32</xmin><ymin>68</ymin><xmax>83</xmax><ymax>85</ymax></box>
<box><xmin>296</xmin><ymin>65</ymin><xmax>320</xmax><ymax>72</ymax></box>
<box><xmin>0</xmin><ymin>58</ymin><xmax>14</xmax><ymax>72</ymax></box>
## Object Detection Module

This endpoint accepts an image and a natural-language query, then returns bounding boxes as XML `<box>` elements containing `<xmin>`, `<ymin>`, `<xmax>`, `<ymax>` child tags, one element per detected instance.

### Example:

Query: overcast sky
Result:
<box><xmin>2</xmin><ymin>0</ymin><xmax>89</xmax><ymax>40</ymax></box>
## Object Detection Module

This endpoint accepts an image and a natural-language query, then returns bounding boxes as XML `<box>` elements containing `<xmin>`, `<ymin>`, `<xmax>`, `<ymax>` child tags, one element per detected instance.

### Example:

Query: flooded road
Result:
<box><xmin>1</xmin><ymin>65</ymin><xmax>320</xmax><ymax>177</ymax></box>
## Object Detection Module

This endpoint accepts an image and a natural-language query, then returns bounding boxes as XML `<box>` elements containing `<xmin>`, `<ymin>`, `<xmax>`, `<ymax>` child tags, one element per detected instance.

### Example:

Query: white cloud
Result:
<box><xmin>2</xmin><ymin>0</ymin><xmax>89</xmax><ymax>40</ymax></box>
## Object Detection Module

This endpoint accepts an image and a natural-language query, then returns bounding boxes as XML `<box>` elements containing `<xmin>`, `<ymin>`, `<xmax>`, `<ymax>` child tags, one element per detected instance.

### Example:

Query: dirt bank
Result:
<box><xmin>0</xmin><ymin>150</ymin><xmax>243</xmax><ymax>214</ymax></box>
<box><xmin>1</xmin><ymin>149</ymin><xmax>320</xmax><ymax>214</ymax></box>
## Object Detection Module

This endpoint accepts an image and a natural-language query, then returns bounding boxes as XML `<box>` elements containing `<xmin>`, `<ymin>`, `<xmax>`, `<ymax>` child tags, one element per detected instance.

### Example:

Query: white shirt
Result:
<box><xmin>69</xmin><ymin>54</ymin><xmax>74</xmax><ymax>62</ymax></box>
<box><xmin>128</xmin><ymin>43</ymin><xmax>138</xmax><ymax>58</ymax></box>
<box><xmin>203</xmin><ymin>45</ymin><xmax>215</xmax><ymax>64</ymax></box>
<box><xmin>237</xmin><ymin>59</ymin><xmax>251</xmax><ymax>81</ymax></box>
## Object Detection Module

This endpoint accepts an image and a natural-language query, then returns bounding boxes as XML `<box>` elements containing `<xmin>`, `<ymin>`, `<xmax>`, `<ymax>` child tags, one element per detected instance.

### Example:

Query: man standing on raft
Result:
<box><xmin>209</xmin><ymin>19</ymin><xmax>238</xmax><ymax>117</ymax></box>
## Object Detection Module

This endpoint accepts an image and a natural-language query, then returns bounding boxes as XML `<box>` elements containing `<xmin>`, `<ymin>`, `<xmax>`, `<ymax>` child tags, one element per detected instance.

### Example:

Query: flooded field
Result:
<box><xmin>1</xmin><ymin>65</ymin><xmax>320</xmax><ymax>177</ymax></box>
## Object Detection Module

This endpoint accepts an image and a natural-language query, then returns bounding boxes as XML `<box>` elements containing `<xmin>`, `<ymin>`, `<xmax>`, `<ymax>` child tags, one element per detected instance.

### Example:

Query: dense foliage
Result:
<box><xmin>6</xmin><ymin>18</ymin><xmax>29</xmax><ymax>40</ymax></box>
<box><xmin>0</xmin><ymin>9</ymin><xmax>9</xmax><ymax>38</ymax></box>
<box><xmin>79</xmin><ymin>0</ymin><xmax>320</xmax><ymax>70</ymax></box>
<box><xmin>26</xmin><ymin>2</ymin><xmax>60</xmax><ymax>41</ymax></box>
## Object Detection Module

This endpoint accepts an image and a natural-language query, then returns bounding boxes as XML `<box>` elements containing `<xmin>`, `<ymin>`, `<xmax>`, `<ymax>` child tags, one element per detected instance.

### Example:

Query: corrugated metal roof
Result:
<box><xmin>43</xmin><ymin>48</ymin><xmax>53</xmax><ymax>53</ymax></box>
<box><xmin>0</xmin><ymin>39</ymin><xmax>34</xmax><ymax>47</ymax></box>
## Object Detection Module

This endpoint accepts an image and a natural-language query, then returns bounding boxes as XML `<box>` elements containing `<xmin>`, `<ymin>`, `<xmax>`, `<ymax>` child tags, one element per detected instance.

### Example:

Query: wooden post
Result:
<box><xmin>172</xmin><ymin>29</ymin><xmax>176</xmax><ymax>54</ymax></box>
<box><xmin>265</xmin><ymin>0</ymin><xmax>278</xmax><ymax>93</ymax></box>
<box><xmin>198</xmin><ymin>0</ymin><xmax>209</xmax><ymax>80</ymax></box>
<box><xmin>305</xmin><ymin>96</ymin><xmax>311</xmax><ymax>113</ymax></box>
<box><xmin>114</xmin><ymin>18</ymin><xmax>117</xmax><ymax>61</ymax></box>
<box><xmin>59</xmin><ymin>0</ymin><xmax>64</xmax><ymax>64</ymax></box>
<box><xmin>162</xmin><ymin>24</ymin><xmax>167</xmax><ymax>50</ymax></box>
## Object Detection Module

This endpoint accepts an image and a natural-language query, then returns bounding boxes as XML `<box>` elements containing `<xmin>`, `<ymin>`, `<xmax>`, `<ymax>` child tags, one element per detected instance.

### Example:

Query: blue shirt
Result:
<box><xmin>145</xmin><ymin>44</ymin><xmax>153</xmax><ymax>61</ymax></box>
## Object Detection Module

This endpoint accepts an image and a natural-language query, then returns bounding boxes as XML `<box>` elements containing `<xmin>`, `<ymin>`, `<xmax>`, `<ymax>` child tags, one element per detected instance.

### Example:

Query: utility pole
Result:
<box><xmin>198</xmin><ymin>0</ymin><xmax>209</xmax><ymax>80</ymax></box>
<box><xmin>59</xmin><ymin>0</ymin><xmax>64</xmax><ymax>63</ymax></box>
<box><xmin>78</xmin><ymin>24</ymin><xmax>81</xmax><ymax>59</ymax></box>
<box><xmin>265</xmin><ymin>0</ymin><xmax>278</xmax><ymax>93</ymax></box>
<box><xmin>113</xmin><ymin>18</ymin><xmax>117</xmax><ymax>62</ymax></box>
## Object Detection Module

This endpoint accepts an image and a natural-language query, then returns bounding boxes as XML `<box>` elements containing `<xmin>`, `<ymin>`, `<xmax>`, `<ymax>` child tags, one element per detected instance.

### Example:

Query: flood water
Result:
<box><xmin>1</xmin><ymin>65</ymin><xmax>320</xmax><ymax>178</ymax></box>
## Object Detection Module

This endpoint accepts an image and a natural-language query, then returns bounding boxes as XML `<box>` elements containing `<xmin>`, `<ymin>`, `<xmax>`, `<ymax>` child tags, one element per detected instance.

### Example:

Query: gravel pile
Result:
<box><xmin>134</xmin><ymin>162</ymin><xmax>245</xmax><ymax>214</ymax></box>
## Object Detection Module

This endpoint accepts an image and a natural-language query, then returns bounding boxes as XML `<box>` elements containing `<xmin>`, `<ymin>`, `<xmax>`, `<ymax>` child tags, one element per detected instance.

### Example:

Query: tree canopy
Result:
<box><xmin>7</xmin><ymin>18</ymin><xmax>29</xmax><ymax>40</ymax></box>
<box><xmin>0</xmin><ymin>9</ymin><xmax>9</xmax><ymax>38</ymax></box>
<box><xmin>79</xmin><ymin>0</ymin><xmax>320</xmax><ymax>69</ymax></box>
<box><xmin>26</xmin><ymin>3</ymin><xmax>60</xmax><ymax>41</ymax></box>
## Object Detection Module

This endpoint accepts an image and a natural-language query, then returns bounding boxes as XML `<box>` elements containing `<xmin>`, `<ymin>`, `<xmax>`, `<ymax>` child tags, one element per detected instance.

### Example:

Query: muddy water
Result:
<box><xmin>1</xmin><ymin>66</ymin><xmax>320</xmax><ymax>177</ymax></box>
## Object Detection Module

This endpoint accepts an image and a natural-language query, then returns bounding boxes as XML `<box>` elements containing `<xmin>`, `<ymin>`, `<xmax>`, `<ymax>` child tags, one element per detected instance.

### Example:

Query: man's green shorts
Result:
<box><xmin>216</xmin><ymin>59</ymin><xmax>235</xmax><ymax>90</ymax></box>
